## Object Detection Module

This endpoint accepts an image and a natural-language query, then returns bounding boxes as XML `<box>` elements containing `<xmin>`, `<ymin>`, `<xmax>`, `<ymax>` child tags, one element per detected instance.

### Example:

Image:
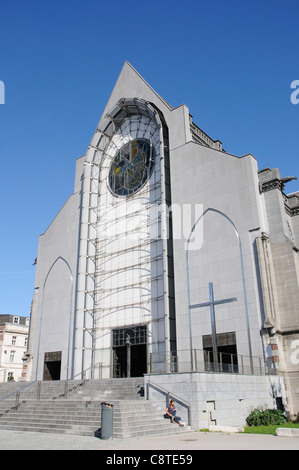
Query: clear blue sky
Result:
<box><xmin>0</xmin><ymin>0</ymin><xmax>299</xmax><ymax>316</ymax></box>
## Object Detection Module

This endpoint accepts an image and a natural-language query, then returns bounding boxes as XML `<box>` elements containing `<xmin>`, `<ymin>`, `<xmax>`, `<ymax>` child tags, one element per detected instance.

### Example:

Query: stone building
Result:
<box><xmin>0</xmin><ymin>315</ymin><xmax>30</xmax><ymax>382</ymax></box>
<box><xmin>26</xmin><ymin>62</ymin><xmax>299</xmax><ymax>423</ymax></box>
<box><xmin>257</xmin><ymin>168</ymin><xmax>299</xmax><ymax>419</ymax></box>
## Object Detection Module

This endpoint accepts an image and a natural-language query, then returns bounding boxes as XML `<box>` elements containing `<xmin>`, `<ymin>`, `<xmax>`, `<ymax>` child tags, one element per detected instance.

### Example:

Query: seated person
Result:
<box><xmin>165</xmin><ymin>400</ymin><xmax>184</xmax><ymax>426</ymax></box>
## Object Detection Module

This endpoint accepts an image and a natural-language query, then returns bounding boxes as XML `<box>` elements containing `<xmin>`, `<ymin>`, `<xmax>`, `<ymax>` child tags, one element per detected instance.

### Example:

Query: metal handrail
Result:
<box><xmin>51</xmin><ymin>362</ymin><xmax>101</xmax><ymax>398</ymax></box>
<box><xmin>0</xmin><ymin>380</ymin><xmax>38</xmax><ymax>417</ymax></box>
<box><xmin>0</xmin><ymin>362</ymin><xmax>103</xmax><ymax>411</ymax></box>
<box><xmin>149</xmin><ymin>348</ymin><xmax>276</xmax><ymax>376</ymax></box>
<box><xmin>146</xmin><ymin>380</ymin><xmax>192</xmax><ymax>427</ymax></box>
<box><xmin>0</xmin><ymin>380</ymin><xmax>37</xmax><ymax>404</ymax></box>
<box><xmin>72</xmin><ymin>362</ymin><xmax>103</xmax><ymax>381</ymax></box>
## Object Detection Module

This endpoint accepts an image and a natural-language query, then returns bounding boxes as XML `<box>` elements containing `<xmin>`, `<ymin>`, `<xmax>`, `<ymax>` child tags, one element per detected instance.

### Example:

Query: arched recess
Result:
<box><xmin>75</xmin><ymin>97</ymin><xmax>177</xmax><ymax>378</ymax></box>
<box><xmin>36</xmin><ymin>257</ymin><xmax>74</xmax><ymax>380</ymax></box>
<box><xmin>186</xmin><ymin>208</ymin><xmax>253</xmax><ymax>372</ymax></box>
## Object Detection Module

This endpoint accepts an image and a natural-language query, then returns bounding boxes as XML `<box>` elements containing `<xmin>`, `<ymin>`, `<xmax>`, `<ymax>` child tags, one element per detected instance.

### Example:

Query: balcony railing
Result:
<box><xmin>149</xmin><ymin>348</ymin><xmax>276</xmax><ymax>376</ymax></box>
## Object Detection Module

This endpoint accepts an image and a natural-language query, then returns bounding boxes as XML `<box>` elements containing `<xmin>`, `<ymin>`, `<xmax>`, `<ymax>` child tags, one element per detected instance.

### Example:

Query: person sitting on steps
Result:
<box><xmin>165</xmin><ymin>399</ymin><xmax>184</xmax><ymax>426</ymax></box>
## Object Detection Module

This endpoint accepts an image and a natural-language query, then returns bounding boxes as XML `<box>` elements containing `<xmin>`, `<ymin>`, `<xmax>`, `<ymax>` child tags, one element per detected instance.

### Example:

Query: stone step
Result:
<box><xmin>0</xmin><ymin>378</ymin><xmax>144</xmax><ymax>399</ymax></box>
<box><xmin>0</xmin><ymin>416</ymin><xmax>101</xmax><ymax>427</ymax></box>
<box><xmin>5</xmin><ymin>416</ymin><xmax>185</xmax><ymax>430</ymax></box>
<box><xmin>0</xmin><ymin>416</ymin><xmax>186</xmax><ymax>434</ymax></box>
<box><xmin>0</xmin><ymin>399</ymin><xmax>152</xmax><ymax>409</ymax></box>
<box><xmin>0</xmin><ymin>423</ymin><xmax>187</xmax><ymax>438</ymax></box>
<box><xmin>0</xmin><ymin>378</ymin><xmax>189</xmax><ymax>439</ymax></box>
<box><xmin>0</xmin><ymin>417</ymin><xmax>188</xmax><ymax>438</ymax></box>
<box><xmin>0</xmin><ymin>417</ymin><xmax>187</xmax><ymax>438</ymax></box>
<box><xmin>1</xmin><ymin>408</ymin><xmax>163</xmax><ymax>422</ymax></box>
<box><xmin>0</xmin><ymin>423</ymin><xmax>98</xmax><ymax>437</ymax></box>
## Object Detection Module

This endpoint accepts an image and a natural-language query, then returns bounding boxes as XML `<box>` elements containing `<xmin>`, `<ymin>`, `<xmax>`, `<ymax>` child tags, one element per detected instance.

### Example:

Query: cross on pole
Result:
<box><xmin>189</xmin><ymin>282</ymin><xmax>237</xmax><ymax>371</ymax></box>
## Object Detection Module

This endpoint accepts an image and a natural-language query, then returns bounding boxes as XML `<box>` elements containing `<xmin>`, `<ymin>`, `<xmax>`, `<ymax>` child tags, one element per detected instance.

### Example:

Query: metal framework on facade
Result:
<box><xmin>74</xmin><ymin>98</ymin><xmax>174</xmax><ymax>379</ymax></box>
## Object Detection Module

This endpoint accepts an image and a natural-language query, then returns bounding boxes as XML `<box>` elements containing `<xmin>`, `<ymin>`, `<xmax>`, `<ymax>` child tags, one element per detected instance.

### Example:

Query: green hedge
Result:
<box><xmin>246</xmin><ymin>409</ymin><xmax>287</xmax><ymax>427</ymax></box>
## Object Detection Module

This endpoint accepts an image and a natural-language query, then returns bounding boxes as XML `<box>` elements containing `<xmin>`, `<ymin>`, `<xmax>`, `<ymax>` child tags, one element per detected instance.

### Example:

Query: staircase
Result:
<box><xmin>0</xmin><ymin>378</ymin><xmax>189</xmax><ymax>438</ymax></box>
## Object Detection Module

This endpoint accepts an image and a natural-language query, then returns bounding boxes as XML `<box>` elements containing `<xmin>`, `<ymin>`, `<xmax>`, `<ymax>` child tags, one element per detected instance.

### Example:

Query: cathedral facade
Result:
<box><xmin>27</xmin><ymin>62</ymin><xmax>299</xmax><ymax>420</ymax></box>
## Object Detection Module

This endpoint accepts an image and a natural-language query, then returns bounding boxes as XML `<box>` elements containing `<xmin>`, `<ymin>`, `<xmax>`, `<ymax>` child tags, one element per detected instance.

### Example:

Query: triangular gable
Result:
<box><xmin>98</xmin><ymin>61</ymin><xmax>173</xmax><ymax>123</ymax></box>
<box><xmin>90</xmin><ymin>61</ymin><xmax>192</xmax><ymax>151</ymax></box>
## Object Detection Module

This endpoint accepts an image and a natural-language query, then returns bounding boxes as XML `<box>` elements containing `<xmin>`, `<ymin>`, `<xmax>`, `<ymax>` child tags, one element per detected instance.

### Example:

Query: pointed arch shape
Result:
<box><xmin>186</xmin><ymin>208</ymin><xmax>253</xmax><ymax>372</ymax></box>
<box><xmin>36</xmin><ymin>257</ymin><xmax>74</xmax><ymax>380</ymax></box>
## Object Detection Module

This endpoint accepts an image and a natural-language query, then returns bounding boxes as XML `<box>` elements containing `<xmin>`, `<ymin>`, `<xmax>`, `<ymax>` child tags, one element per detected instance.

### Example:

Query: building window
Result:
<box><xmin>24</xmin><ymin>337</ymin><xmax>28</xmax><ymax>347</ymax></box>
<box><xmin>12</xmin><ymin>336</ymin><xmax>16</xmax><ymax>345</ymax></box>
<box><xmin>9</xmin><ymin>351</ymin><xmax>15</xmax><ymax>363</ymax></box>
<box><xmin>26</xmin><ymin>318</ymin><xmax>30</xmax><ymax>326</ymax></box>
<box><xmin>13</xmin><ymin>316</ymin><xmax>19</xmax><ymax>324</ymax></box>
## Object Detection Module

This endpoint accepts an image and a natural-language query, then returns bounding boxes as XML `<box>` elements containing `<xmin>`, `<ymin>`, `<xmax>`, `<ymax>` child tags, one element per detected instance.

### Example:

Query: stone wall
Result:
<box><xmin>145</xmin><ymin>372</ymin><xmax>286</xmax><ymax>429</ymax></box>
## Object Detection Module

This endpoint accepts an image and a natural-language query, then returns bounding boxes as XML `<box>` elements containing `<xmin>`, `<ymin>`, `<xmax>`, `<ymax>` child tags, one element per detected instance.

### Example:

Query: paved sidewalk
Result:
<box><xmin>0</xmin><ymin>429</ymin><xmax>299</xmax><ymax>450</ymax></box>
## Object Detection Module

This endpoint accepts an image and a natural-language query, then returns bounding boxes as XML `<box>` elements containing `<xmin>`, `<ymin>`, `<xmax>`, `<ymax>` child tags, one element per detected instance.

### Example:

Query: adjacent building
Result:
<box><xmin>0</xmin><ymin>315</ymin><xmax>30</xmax><ymax>382</ymax></box>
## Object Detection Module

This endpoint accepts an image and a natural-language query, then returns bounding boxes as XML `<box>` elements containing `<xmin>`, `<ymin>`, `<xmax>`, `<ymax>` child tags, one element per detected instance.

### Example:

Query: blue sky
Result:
<box><xmin>0</xmin><ymin>0</ymin><xmax>299</xmax><ymax>316</ymax></box>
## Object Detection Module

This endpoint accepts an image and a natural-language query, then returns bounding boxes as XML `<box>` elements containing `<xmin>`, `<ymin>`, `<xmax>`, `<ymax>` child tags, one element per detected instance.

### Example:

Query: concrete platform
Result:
<box><xmin>276</xmin><ymin>428</ymin><xmax>299</xmax><ymax>438</ymax></box>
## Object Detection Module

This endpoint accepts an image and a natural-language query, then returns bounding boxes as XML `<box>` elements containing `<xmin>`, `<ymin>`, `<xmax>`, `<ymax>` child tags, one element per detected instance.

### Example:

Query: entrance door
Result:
<box><xmin>43</xmin><ymin>351</ymin><xmax>62</xmax><ymax>380</ymax></box>
<box><xmin>112</xmin><ymin>326</ymin><xmax>147</xmax><ymax>378</ymax></box>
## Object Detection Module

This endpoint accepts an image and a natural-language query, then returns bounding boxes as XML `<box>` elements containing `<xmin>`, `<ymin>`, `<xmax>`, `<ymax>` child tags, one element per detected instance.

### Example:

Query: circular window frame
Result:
<box><xmin>108</xmin><ymin>138</ymin><xmax>155</xmax><ymax>197</ymax></box>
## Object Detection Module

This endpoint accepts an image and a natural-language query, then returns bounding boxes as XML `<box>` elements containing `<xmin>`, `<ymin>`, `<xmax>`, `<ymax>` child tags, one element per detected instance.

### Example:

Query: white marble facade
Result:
<box><xmin>28</xmin><ymin>62</ymin><xmax>299</xmax><ymax>420</ymax></box>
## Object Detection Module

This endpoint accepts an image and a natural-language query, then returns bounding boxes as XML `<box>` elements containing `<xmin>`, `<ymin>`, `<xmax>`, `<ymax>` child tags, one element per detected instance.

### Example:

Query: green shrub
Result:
<box><xmin>246</xmin><ymin>409</ymin><xmax>287</xmax><ymax>427</ymax></box>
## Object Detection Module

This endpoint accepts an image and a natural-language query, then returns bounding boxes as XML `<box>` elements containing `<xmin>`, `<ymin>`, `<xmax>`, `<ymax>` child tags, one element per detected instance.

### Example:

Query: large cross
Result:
<box><xmin>189</xmin><ymin>282</ymin><xmax>237</xmax><ymax>371</ymax></box>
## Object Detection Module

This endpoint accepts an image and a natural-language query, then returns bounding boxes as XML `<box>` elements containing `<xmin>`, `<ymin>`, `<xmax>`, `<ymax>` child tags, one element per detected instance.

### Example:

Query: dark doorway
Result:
<box><xmin>131</xmin><ymin>344</ymin><xmax>147</xmax><ymax>377</ymax></box>
<box><xmin>43</xmin><ymin>351</ymin><xmax>62</xmax><ymax>380</ymax></box>
<box><xmin>112</xmin><ymin>326</ymin><xmax>147</xmax><ymax>378</ymax></box>
<box><xmin>113</xmin><ymin>343</ymin><xmax>147</xmax><ymax>378</ymax></box>
<box><xmin>203</xmin><ymin>332</ymin><xmax>238</xmax><ymax>373</ymax></box>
